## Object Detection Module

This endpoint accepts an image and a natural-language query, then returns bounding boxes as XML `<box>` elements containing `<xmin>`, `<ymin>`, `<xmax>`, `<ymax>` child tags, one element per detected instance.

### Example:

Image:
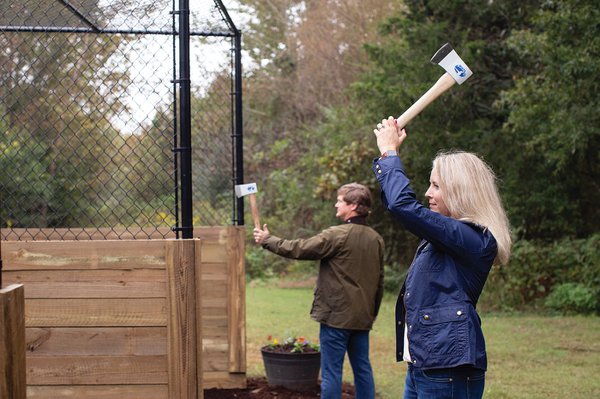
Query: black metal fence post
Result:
<box><xmin>178</xmin><ymin>0</ymin><xmax>193</xmax><ymax>239</ymax></box>
<box><xmin>234</xmin><ymin>31</ymin><xmax>244</xmax><ymax>226</ymax></box>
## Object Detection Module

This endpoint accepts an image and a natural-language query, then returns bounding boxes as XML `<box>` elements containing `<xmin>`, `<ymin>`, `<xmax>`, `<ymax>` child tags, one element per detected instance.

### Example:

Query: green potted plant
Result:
<box><xmin>261</xmin><ymin>333</ymin><xmax>321</xmax><ymax>391</ymax></box>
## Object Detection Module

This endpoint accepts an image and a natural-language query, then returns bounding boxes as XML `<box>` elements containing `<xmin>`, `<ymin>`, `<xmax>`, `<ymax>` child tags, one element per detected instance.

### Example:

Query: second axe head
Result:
<box><xmin>395</xmin><ymin>43</ymin><xmax>473</xmax><ymax>129</ymax></box>
<box><xmin>234</xmin><ymin>183</ymin><xmax>261</xmax><ymax>230</ymax></box>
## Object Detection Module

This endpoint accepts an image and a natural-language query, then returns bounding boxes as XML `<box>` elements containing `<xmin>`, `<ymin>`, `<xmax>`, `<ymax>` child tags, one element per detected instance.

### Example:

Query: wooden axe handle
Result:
<box><xmin>396</xmin><ymin>73</ymin><xmax>457</xmax><ymax>129</ymax></box>
<box><xmin>248</xmin><ymin>193</ymin><xmax>261</xmax><ymax>230</ymax></box>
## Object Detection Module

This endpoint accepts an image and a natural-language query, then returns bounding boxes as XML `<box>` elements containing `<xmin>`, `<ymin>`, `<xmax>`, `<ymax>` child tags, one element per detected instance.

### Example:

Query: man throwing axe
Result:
<box><xmin>253</xmin><ymin>183</ymin><xmax>385</xmax><ymax>399</ymax></box>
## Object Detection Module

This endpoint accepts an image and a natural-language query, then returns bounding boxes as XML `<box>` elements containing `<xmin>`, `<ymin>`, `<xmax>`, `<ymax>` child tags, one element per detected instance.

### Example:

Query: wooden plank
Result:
<box><xmin>0</xmin><ymin>284</ymin><xmax>27</xmax><ymax>399</ymax></box>
<box><xmin>204</xmin><ymin>350</ymin><xmax>229</xmax><ymax>372</ymax></box>
<box><xmin>3</xmin><ymin>240</ymin><xmax>167</xmax><ymax>271</ymax></box>
<box><xmin>203</xmin><ymin>371</ymin><xmax>247</xmax><ymax>389</ymax></box>
<box><xmin>26</xmin><ymin>327</ymin><xmax>167</xmax><ymax>356</ymax></box>
<box><xmin>26</xmin><ymin>355</ymin><xmax>167</xmax><ymax>385</ymax></box>
<box><xmin>27</xmin><ymin>385</ymin><xmax>168</xmax><ymax>399</ymax></box>
<box><xmin>5</xmin><ymin>269</ymin><xmax>167</xmax><ymax>298</ymax></box>
<box><xmin>202</xmin><ymin>298</ymin><xmax>228</xmax><ymax>315</ymax></box>
<box><xmin>202</xmin><ymin>315</ymin><xmax>228</xmax><ymax>329</ymax></box>
<box><xmin>26</xmin><ymin>298</ymin><xmax>167</xmax><ymax>327</ymax></box>
<box><xmin>166</xmin><ymin>239</ymin><xmax>198</xmax><ymax>399</ymax></box>
<box><xmin>194</xmin><ymin>226</ymin><xmax>230</xmax><ymax>242</ymax></box>
<box><xmin>228</xmin><ymin>226</ymin><xmax>246</xmax><ymax>373</ymax></box>
<box><xmin>202</xmin><ymin>340</ymin><xmax>228</xmax><ymax>351</ymax></box>
<box><xmin>201</xmin><ymin>263</ymin><xmax>229</xmax><ymax>281</ymax></box>
<box><xmin>201</xmin><ymin>279</ymin><xmax>227</xmax><ymax>297</ymax></box>
<box><xmin>195</xmin><ymin>239</ymin><xmax>205</xmax><ymax>398</ymax></box>
<box><xmin>200</xmin><ymin>242</ymin><xmax>228</xmax><ymax>263</ymax></box>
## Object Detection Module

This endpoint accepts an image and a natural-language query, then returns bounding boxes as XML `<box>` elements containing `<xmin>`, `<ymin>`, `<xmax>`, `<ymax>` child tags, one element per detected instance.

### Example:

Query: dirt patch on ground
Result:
<box><xmin>204</xmin><ymin>377</ymin><xmax>356</xmax><ymax>399</ymax></box>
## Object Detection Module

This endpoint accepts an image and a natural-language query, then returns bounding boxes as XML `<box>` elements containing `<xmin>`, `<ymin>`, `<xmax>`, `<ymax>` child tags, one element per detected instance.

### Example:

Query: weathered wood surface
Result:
<box><xmin>1</xmin><ymin>226</ymin><xmax>246</xmax><ymax>396</ymax></box>
<box><xmin>26</xmin><ymin>298</ymin><xmax>167</xmax><ymax>327</ymax></box>
<box><xmin>27</xmin><ymin>355</ymin><xmax>168</xmax><ymax>385</ymax></box>
<box><xmin>3</xmin><ymin>239</ymin><xmax>166</xmax><ymax>270</ymax></box>
<box><xmin>25</xmin><ymin>327</ymin><xmax>166</xmax><ymax>355</ymax></box>
<box><xmin>6</xmin><ymin>269</ymin><xmax>167</xmax><ymax>298</ymax></box>
<box><xmin>27</xmin><ymin>385</ymin><xmax>169</xmax><ymax>399</ymax></box>
<box><xmin>167</xmin><ymin>239</ymin><xmax>199</xmax><ymax>399</ymax></box>
<box><xmin>228</xmin><ymin>226</ymin><xmax>246</xmax><ymax>372</ymax></box>
<box><xmin>0</xmin><ymin>284</ymin><xmax>27</xmax><ymax>399</ymax></box>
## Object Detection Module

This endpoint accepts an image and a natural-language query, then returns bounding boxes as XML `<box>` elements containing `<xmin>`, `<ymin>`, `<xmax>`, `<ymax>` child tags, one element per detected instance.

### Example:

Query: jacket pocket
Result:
<box><xmin>419</xmin><ymin>303</ymin><xmax>468</xmax><ymax>358</ymax></box>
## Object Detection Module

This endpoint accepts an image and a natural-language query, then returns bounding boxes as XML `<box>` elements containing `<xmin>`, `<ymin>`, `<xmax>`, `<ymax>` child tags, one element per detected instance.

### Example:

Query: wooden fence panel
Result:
<box><xmin>1</xmin><ymin>226</ymin><xmax>247</xmax><ymax>396</ymax></box>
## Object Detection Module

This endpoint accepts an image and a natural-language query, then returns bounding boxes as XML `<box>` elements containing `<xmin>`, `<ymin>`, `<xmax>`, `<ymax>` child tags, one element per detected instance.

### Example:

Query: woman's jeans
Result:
<box><xmin>403</xmin><ymin>363</ymin><xmax>485</xmax><ymax>399</ymax></box>
<box><xmin>320</xmin><ymin>324</ymin><xmax>375</xmax><ymax>399</ymax></box>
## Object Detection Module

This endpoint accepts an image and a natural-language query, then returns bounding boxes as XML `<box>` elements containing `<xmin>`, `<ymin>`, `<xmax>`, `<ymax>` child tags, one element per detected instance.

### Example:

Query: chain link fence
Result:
<box><xmin>0</xmin><ymin>0</ymin><xmax>243</xmax><ymax>240</ymax></box>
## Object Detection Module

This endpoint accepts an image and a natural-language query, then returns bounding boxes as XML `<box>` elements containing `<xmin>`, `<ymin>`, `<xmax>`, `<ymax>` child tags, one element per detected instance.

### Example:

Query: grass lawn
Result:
<box><xmin>246</xmin><ymin>283</ymin><xmax>600</xmax><ymax>398</ymax></box>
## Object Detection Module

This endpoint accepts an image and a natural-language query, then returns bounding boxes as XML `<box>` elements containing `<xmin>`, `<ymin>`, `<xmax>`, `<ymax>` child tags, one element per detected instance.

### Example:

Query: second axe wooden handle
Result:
<box><xmin>249</xmin><ymin>193</ymin><xmax>261</xmax><ymax>230</ymax></box>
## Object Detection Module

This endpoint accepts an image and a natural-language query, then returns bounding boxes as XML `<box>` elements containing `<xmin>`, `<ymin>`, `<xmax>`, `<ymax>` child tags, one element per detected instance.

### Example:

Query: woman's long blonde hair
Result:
<box><xmin>433</xmin><ymin>151</ymin><xmax>512</xmax><ymax>265</ymax></box>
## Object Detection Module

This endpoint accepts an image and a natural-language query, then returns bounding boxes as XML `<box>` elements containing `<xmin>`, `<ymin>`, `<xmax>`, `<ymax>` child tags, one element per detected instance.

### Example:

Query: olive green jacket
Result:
<box><xmin>262</xmin><ymin>219</ymin><xmax>385</xmax><ymax>330</ymax></box>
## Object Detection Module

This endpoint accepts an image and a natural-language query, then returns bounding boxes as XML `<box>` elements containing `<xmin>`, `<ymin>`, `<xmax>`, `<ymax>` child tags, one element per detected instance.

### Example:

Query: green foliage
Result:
<box><xmin>241</xmin><ymin>0</ymin><xmax>600</xmax><ymax>293</ymax></box>
<box><xmin>347</xmin><ymin>0</ymin><xmax>544</xmax><ymax>276</ymax></box>
<box><xmin>1</xmin><ymin>120</ymin><xmax>93</xmax><ymax>227</ymax></box>
<box><xmin>480</xmin><ymin>234</ymin><xmax>600</xmax><ymax>312</ymax></box>
<box><xmin>383</xmin><ymin>262</ymin><xmax>408</xmax><ymax>293</ymax></box>
<box><xmin>246</xmin><ymin>246</ymin><xmax>275</xmax><ymax>280</ymax></box>
<box><xmin>497</xmin><ymin>0</ymin><xmax>600</xmax><ymax>239</ymax></box>
<box><xmin>545</xmin><ymin>283</ymin><xmax>598</xmax><ymax>315</ymax></box>
<box><xmin>1</xmin><ymin>27</ymin><xmax>131</xmax><ymax>228</ymax></box>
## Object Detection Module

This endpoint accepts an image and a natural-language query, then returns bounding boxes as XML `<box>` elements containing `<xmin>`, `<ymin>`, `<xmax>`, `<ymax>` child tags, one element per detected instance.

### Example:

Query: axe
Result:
<box><xmin>395</xmin><ymin>43</ymin><xmax>473</xmax><ymax>129</ymax></box>
<box><xmin>235</xmin><ymin>183</ymin><xmax>261</xmax><ymax>229</ymax></box>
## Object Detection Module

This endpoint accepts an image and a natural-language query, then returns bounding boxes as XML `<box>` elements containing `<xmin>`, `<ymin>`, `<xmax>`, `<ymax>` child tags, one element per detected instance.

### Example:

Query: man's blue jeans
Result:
<box><xmin>403</xmin><ymin>364</ymin><xmax>485</xmax><ymax>399</ymax></box>
<box><xmin>319</xmin><ymin>323</ymin><xmax>375</xmax><ymax>399</ymax></box>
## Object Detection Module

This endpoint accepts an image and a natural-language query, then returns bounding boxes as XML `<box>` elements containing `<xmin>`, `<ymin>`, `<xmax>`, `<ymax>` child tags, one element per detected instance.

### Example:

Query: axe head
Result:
<box><xmin>430</xmin><ymin>43</ymin><xmax>473</xmax><ymax>85</ymax></box>
<box><xmin>235</xmin><ymin>182</ymin><xmax>258</xmax><ymax>198</ymax></box>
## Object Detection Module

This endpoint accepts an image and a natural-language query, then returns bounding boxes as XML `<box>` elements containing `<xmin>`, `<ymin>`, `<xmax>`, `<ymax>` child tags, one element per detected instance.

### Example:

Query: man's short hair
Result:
<box><xmin>338</xmin><ymin>183</ymin><xmax>372</xmax><ymax>217</ymax></box>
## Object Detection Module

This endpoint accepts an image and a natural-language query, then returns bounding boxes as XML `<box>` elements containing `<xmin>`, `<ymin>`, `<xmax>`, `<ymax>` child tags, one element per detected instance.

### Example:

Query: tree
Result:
<box><xmin>316</xmin><ymin>0</ymin><xmax>542</xmax><ymax>267</ymax></box>
<box><xmin>0</xmin><ymin>5</ymin><xmax>129</xmax><ymax>228</ymax></box>
<box><xmin>238</xmin><ymin>0</ymin><xmax>402</xmax><ymax>231</ymax></box>
<box><xmin>498</xmin><ymin>0</ymin><xmax>600</xmax><ymax>239</ymax></box>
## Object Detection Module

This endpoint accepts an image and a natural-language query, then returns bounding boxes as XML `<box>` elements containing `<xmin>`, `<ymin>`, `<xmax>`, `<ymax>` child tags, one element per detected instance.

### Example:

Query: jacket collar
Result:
<box><xmin>345</xmin><ymin>216</ymin><xmax>368</xmax><ymax>225</ymax></box>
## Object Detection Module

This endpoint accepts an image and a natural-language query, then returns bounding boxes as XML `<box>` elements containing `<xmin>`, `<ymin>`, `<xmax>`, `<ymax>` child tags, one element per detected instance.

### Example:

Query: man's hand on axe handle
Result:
<box><xmin>253</xmin><ymin>224</ymin><xmax>270</xmax><ymax>245</ymax></box>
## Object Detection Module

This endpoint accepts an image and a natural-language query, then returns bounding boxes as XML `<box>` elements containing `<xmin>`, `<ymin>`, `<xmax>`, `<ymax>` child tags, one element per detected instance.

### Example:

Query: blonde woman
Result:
<box><xmin>373</xmin><ymin>116</ymin><xmax>511</xmax><ymax>399</ymax></box>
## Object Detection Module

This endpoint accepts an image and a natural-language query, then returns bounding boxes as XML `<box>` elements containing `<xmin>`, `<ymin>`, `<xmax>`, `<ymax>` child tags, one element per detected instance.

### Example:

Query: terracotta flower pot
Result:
<box><xmin>261</xmin><ymin>347</ymin><xmax>321</xmax><ymax>391</ymax></box>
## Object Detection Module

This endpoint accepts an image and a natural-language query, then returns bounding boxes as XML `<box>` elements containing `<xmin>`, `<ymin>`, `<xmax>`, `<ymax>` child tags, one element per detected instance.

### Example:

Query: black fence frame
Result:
<box><xmin>0</xmin><ymin>0</ymin><xmax>246</xmax><ymax>239</ymax></box>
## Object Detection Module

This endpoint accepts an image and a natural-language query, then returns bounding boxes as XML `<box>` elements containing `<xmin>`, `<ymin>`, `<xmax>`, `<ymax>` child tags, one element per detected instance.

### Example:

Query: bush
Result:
<box><xmin>479</xmin><ymin>234</ymin><xmax>600</xmax><ymax>312</ymax></box>
<box><xmin>383</xmin><ymin>262</ymin><xmax>407</xmax><ymax>293</ymax></box>
<box><xmin>544</xmin><ymin>283</ymin><xmax>597</xmax><ymax>315</ymax></box>
<box><xmin>246</xmin><ymin>246</ymin><xmax>275</xmax><ymax>280</ymax></box>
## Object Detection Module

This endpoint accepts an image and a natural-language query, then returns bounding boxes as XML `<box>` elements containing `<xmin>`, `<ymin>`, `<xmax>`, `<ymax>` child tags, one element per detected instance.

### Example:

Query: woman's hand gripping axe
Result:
<box><xmin>235</xmin><ymin>183</ymin><xmax>261</xmax><ymax>229</ymax></box>
<box><xmin>395</xmin><ymin>43</ymin><xmax>473</xmax><ymax>129</ymax></box>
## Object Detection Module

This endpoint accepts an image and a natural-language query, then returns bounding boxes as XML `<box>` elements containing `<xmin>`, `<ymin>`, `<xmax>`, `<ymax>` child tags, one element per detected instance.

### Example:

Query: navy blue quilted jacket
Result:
<box><xmin>373</xmin><ymin>155</ymin><xmax>497</xmax><ymax>370</ymax></box>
